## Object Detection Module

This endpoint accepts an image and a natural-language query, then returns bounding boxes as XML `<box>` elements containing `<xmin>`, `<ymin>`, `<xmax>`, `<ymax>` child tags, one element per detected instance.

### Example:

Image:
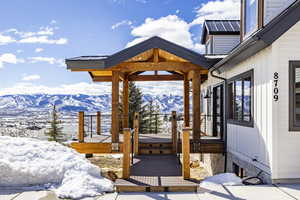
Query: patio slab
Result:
<box><xmin>117</xmin><ymin>192</ymin><xmax>199</xmax><ymax>200</ymax></box>
<box><xmin>275</xmin><ymin>184</ymin><xmax>300</xmax><ymax>199</ymax></box>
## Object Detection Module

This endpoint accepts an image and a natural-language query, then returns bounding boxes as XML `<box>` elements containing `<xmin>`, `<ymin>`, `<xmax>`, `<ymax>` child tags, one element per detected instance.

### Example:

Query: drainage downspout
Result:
<box><xmin>210</xmin><ymin>67</ymin><xmax>228</xmax><ymax>173</ymax></box>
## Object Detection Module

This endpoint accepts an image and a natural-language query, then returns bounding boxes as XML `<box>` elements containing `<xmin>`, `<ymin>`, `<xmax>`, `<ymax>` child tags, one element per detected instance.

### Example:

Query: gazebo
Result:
<box><xmin>66</xmin><ymin>36</ymin><xmax>216</xmax><ymax>141</ymax></box>
<box><xmin>65</xmin><ymin>37</ymin><xmax>224</xmax><ymax>190</ymax></box>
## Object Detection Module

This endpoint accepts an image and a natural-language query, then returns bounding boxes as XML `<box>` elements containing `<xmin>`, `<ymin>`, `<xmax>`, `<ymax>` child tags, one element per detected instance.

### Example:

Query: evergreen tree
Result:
<box><xmin>45</xmin><ymin>105</ymin><xmax>64</xmax><ymax>142</ymax></box>
<box><xmin>143</xmin><ymin>99</ymin><xmax>162</xmax><ymax>134</ymax></box>
<box><xmin>120</xmin><ymin>82</ymin><xmax>147</xmax><ymax>133</ymax></box>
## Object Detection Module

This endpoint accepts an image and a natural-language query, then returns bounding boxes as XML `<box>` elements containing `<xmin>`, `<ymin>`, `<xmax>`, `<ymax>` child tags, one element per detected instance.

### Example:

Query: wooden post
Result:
<box><xmin>133</xmin><ymin>112</ymin><xmax>139</xmax><ymax>155</ymax></box>
<box><xmin>112</xmin><ymin>71</ymin><xmax>120</xmax><ymax>143</ymax></box>
<box><xmin>184</xmin><ymin>73</ymin><xmax>190</xmax><ymax>127</ymax></box>
<box><xmin>182</xmin><ymin>127</ymin><xmax>191</xmax><ymax>179</ymax></box>
<box><xmin>122</xmin><ymin>128</ymin><xmax>131</xmax><ymax>179</ymax></box>
<box><xmin>171</xmin><ymin>111</ymin><xmax>177</xmax><ymax>154</ymax></box>
<box><xmin>123</xmin><ymin>74</ymin><xmax>129</xmax><ymax>128</ymax></box>
<box><xmin>96</xmin><ymin>111</ymin><xmax>101</xmax><ymax>135</ymax></box>
<box><xmin>78</xmin><ymin>111</ymin><xmax>84</xmax><ymax>143</ymax></box>
<box><xmin>192</xmin><ymin>70</ymin><xmax>201</xmax><ymax>140</ymax></box>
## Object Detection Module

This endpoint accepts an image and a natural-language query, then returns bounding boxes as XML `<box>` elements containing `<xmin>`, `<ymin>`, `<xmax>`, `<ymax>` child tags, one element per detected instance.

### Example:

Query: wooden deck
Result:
<box><xmin>115</xmin><ymin>155</ymin><xmax>199</xmax><ymax>192</ymax></box>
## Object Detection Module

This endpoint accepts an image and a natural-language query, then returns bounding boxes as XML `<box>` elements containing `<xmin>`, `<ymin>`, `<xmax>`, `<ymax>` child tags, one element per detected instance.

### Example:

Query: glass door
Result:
<box><xmin>213</xmin><ymin>84</ymin><xmax>224</xmax><ymax>139</ymax></box>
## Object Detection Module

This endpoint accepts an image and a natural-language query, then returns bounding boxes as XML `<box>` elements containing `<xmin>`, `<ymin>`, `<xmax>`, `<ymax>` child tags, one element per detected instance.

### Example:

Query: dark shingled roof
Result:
<box><xmin>201</xmin><ymin>20</ymin><xmax>240</xmax><ymax>44</ymax></box>
<box><xmin>66</xmin><ymin>36</ymin><xmax>220</xmax><ymax>70</ymax></box>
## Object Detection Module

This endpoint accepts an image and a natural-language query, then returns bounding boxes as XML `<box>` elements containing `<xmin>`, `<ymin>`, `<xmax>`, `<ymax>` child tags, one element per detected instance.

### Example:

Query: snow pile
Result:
<box><xmin>200</xmin><ymin>173</ymin><xmax>243</xmax><ymax>188</ymax></box>
<box><xmin>0</xmin><ymin>136</ymin><xmax>113</xmax><ymax>199</ymax></box>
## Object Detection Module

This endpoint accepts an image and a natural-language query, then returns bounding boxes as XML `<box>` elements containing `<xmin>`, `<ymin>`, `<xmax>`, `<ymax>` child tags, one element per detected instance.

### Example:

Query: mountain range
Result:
<box><xmin>0</xmin><ymin>94</ymin><xmax>184</xmax><ymax>116</ymax></box>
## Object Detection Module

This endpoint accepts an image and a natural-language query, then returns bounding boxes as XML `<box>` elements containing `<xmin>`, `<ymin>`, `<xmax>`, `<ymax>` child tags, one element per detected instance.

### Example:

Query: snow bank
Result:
<box><xmin>200</xmin><ymin>173</ymin><xmax>243</xmax><ymax>188</ymax></box>
<box><xmin>0</xmin><ymin>136</ymin><xmax>113</xmax><ymax>199</ymax></box>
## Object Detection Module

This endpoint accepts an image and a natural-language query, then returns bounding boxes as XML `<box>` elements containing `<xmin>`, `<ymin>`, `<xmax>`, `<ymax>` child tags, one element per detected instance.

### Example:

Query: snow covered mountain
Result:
<box><xmin>0</xmin><ymin>94</ymin><xmax>184</xmax><ymax>116</ymax></box>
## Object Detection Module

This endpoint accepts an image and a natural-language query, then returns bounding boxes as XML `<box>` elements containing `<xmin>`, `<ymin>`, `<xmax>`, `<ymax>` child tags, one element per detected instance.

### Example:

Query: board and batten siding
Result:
<box><xmin>271</xmin><ymin>21</ymin><xmax>300</xmax><ymax>180</ymax></box>
<box><xmin>211</xmin><ymin>35</ymin><xmax>240</xmax><ymax>55</ymax></box>
<box><xmin>225</xmin><ymin>46</ymin><xmax>274</xmax><ymax>175</ymax></box>
<box><xmin>264</xmin><ymin>0</ymin><xmax>296</xmax><ymax>25</ymax></box>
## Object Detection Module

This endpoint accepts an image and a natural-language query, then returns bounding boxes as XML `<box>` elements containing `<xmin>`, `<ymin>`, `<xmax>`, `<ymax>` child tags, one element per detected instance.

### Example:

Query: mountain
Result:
<box><xmin>0</xmin><ymin>94</ymin><xmax>184</xmax><ymax>116</ymax></box>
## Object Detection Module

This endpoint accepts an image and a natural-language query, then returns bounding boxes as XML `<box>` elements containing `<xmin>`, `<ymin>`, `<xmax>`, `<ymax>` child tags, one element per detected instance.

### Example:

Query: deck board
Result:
<box><xmin>115</xmin><ymin>155</ymin><xmax>199</xmax><ymax>192</ymax></box>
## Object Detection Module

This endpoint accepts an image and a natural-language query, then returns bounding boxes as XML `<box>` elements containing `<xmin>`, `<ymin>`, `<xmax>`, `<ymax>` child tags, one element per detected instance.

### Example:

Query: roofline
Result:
<box><xmin>212</xmin><ymin>0</ymin><xmax>300</xmax><ymax>71</ymax></box>
<box><xmin>200</xmin><ymin>19</ymin><xmax>240</xmax><ymax>44</ymax></box>
<box><xmin>66</xmin><ymin>36</ymin><xmax>219</xmax><ymax>70</ymax></box>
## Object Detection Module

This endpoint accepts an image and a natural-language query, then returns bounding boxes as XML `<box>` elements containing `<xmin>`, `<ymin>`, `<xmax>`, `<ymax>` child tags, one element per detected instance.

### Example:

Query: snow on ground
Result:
<box><xmin>0</xmin><ymin>136</ymin><xmax>113</xmax><ymax>199</ymax></box>
<box><xmin>200</xmin><ymin>173</ymin><xmax>243</xmax><ymax>188</ymax></box>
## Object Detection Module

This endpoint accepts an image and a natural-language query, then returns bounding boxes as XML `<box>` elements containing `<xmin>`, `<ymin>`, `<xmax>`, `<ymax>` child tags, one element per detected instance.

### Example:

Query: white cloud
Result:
<box><xmin>19</xmin><ymin>36</ymin><xmax>67</xmax><ymax>45</ymax></box>
<box><xmin>22</xmin><ymin>74</ymin><xmax>41</xmax><ymax>81</ymax></box>
<box><xmin>111</xmin><ymin>20</ymin><xmax>133</xmax><ymax>30</ymax></box>
<box><xmin>176</xmin><ymin>9</ymin><xmax>180</xmax><ymax>14</ymax></box>
<box><xmin>28</xmin><ymin>57</ymin><xmax>65</xmax><ymax>66</ymax></box>
<box><xmin>16</xmin><ymin>49</ymin><xmax>23</xmax><ymax>53</ymax></box>
<box><xmin>0</xmin><ymin>53</ymin><xmax>23</xmax><ymax>68</ymax></box>
<box><xmin>35</xmin><ymin>48</ymin><xmax>44</xmax><ymax>53</ymax></box>
<box><xmin>0</xmin><ymin>34</ymin><xmax>16</xmax><ymax>45</ymax></box>
<box><xmin>126</xmin><ymin>15</ymin><xmax>202</xmax><ymax>52</ymax></box>
<box><xmin>190</xmin><ymin>0</ymin><xmax>240</xmax><ymax>26</ymax></box>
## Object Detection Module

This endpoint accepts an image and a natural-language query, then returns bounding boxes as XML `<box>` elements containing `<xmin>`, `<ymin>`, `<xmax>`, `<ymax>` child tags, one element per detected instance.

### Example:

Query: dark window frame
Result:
<box><xmin>228</xmin><ymin>69</ymin><xmax>254</xmax><ymax>127</ymax></box>
<box><xmin>289</xmin><ymin>61</ymin><xmax>300</xmax><ymax>131</ymax></box>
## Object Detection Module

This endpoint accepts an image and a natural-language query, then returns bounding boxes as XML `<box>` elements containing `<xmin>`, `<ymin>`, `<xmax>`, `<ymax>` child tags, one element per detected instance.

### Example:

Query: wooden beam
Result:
<box><xmin>112</xmin><ymin>71</ymin><xmax>120</xmax><ymax>143</ymax></box>
<box><xmin>183</xmin><ymin>74</ymin><xmax>190</xmax><ymax>127</ymax></box>
<box><xmin>123</xmin><ymin>74</ymin><xmax>129</xmax><ymax>128</ymax></box>
<box><xmin>92</xmin><ymin>76</ymin><xmax>112</xmax><ymax>82</ymax></box>
<box><xmin>128</xmin><ymin>74</ymin><xmax>183</xmax><ymax>81</ymax></box>
<box><xmin>71</xmin><ymin>142</ymin><xmax>124</xmax><ymax>154</ymax></box>
<box><xmin>192</xmin><ymin>70</ymin><xmax>201</xmax><ymax>140</ymax></box>
<box><xmin>113</xmin><ymin>62</ymin><xmax>208</xmax><ymax>73</ymax></box>
<box><xmin>182</xmin><ymin>128</ymin><xmax>191</xmax><ymax>179</ymax></box>
<box><xmin>123</xmin><ymin>128</ymin><xmax>131</xmax><ymax>179</ymax></box>
<box><xmin>153</xmin><ymin>48</ymin><xmax>159</xmax><ymax>63</ymax></box>
<box><xmin>78</xmin><ymin>111</ymin><xmax>84</xmax><ymax>143</ymax></box>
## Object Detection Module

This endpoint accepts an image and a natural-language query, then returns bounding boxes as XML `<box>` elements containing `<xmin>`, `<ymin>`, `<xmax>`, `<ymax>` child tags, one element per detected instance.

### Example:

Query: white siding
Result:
<box><xmin>212</xmin><ymin>35</ymin><xmax>240</xmax><ymax>55</ymax></box>
<box><xmin>203</xmin><ymin>21</ymin><xmax>300</xmax><ymax>181</ymax></box>
<box><xmin>264</xmin><ymin>0</ymin><xmax>296</xmax><ymax>25</ymax></box>
<box><xmin>272</xmin><ymin>21</ymin><xmax>300</xmax><ymax>180</ymax></box>
<box><xmin>225</xmin><ymin>47</ymin><xmax>273</xmax><ymax>174</ymax></box>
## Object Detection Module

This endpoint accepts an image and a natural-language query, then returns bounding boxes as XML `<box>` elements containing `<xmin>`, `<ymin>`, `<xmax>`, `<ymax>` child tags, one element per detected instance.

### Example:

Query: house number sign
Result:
<box><xmin>273</xmin><ymin>72</ymin><xmax>279</xmax><ymax>101</ymax></box>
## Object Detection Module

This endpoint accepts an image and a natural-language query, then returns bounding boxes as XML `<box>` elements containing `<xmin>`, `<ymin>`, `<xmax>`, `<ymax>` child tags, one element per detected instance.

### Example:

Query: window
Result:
<box><xmin>289</xmin><ymin>61</ymin><xmax>300</xmax><ymax>131</ymax></box>
<box><xmin>228</xmin><ymin>70</ymin><xmax>254</xmax><ymax>127</ymax></box>
<box><xmin>244</xmin><ymin>0</ymin><xmax>258</xmax><ymax>36</ymax></box>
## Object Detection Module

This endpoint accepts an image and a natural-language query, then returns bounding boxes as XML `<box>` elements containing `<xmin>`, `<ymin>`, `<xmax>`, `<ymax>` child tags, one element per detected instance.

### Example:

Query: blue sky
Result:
<box><xmin>0</xmin><ymin>0</ymin><xmax>239</xmax><ymax>96</ymax></box>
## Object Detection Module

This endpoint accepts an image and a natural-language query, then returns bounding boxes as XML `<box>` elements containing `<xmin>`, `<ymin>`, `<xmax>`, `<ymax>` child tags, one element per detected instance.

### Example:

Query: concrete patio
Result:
<box><xmin>1</xmin><ymin>184</ymin><xmax>300</xmax><ymax>200</ymax></box>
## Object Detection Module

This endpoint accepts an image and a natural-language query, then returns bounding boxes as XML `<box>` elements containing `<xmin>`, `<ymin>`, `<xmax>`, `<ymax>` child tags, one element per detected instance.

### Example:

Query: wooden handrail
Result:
<box><xmin>122</xmin><ymin>128</ymin><xmax>131</xmax><ymax>179</ymax></box>
<box><xmin>182</xmin><ymin>127</ymin><xmax>191</xmax><ymax>179</ymax></box>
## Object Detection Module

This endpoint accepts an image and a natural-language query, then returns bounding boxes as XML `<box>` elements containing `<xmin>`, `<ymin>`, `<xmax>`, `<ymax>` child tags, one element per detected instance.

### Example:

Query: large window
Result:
<box><xmin>289</xmin><ymin>61</ymin><xmax>300</xmax><ymax>131</ymax></box>
<box><xmin>244</xmin><ymin>0</ymin><xmax>258</xmax><ymax>36</ymax></box>
<box><xmin>228</xmin><ymin>70</ymin><xmax>254</xmax><ymax>127</ymax></box>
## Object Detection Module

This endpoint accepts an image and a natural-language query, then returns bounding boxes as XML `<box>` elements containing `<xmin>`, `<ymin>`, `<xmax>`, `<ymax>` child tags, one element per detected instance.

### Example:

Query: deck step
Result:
<box><xmin>139</xmin><ymin>142</ymin><xmax>172</xmax><ymax>148</ymax></box>
<box><xmin>139</xmin><ymin>147</ymin><xmax>173</xmax><ymax>155</ymax></box>
<box><xmin>115</xmin><ymin>184</ymin><xmax>198</xmax><ymax>192</ymax></box>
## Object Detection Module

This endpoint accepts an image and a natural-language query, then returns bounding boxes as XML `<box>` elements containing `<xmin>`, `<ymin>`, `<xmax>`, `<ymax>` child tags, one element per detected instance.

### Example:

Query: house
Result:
<box><xmin>201</xmin><ymin>0</ymin><xmax>300</xmax><ymax>183</ymax></box>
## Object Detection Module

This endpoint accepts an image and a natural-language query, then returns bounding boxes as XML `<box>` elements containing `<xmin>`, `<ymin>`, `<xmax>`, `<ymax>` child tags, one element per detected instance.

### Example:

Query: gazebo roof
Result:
<box><xmin>66</xmin><ymin>36</ymin><xmax>218</xmax><ymax>71</ymax></box>
<box><xmin>66</xmin><ymin>36</ymin><xmax>221</xmax><ymax>82</ymax></box>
